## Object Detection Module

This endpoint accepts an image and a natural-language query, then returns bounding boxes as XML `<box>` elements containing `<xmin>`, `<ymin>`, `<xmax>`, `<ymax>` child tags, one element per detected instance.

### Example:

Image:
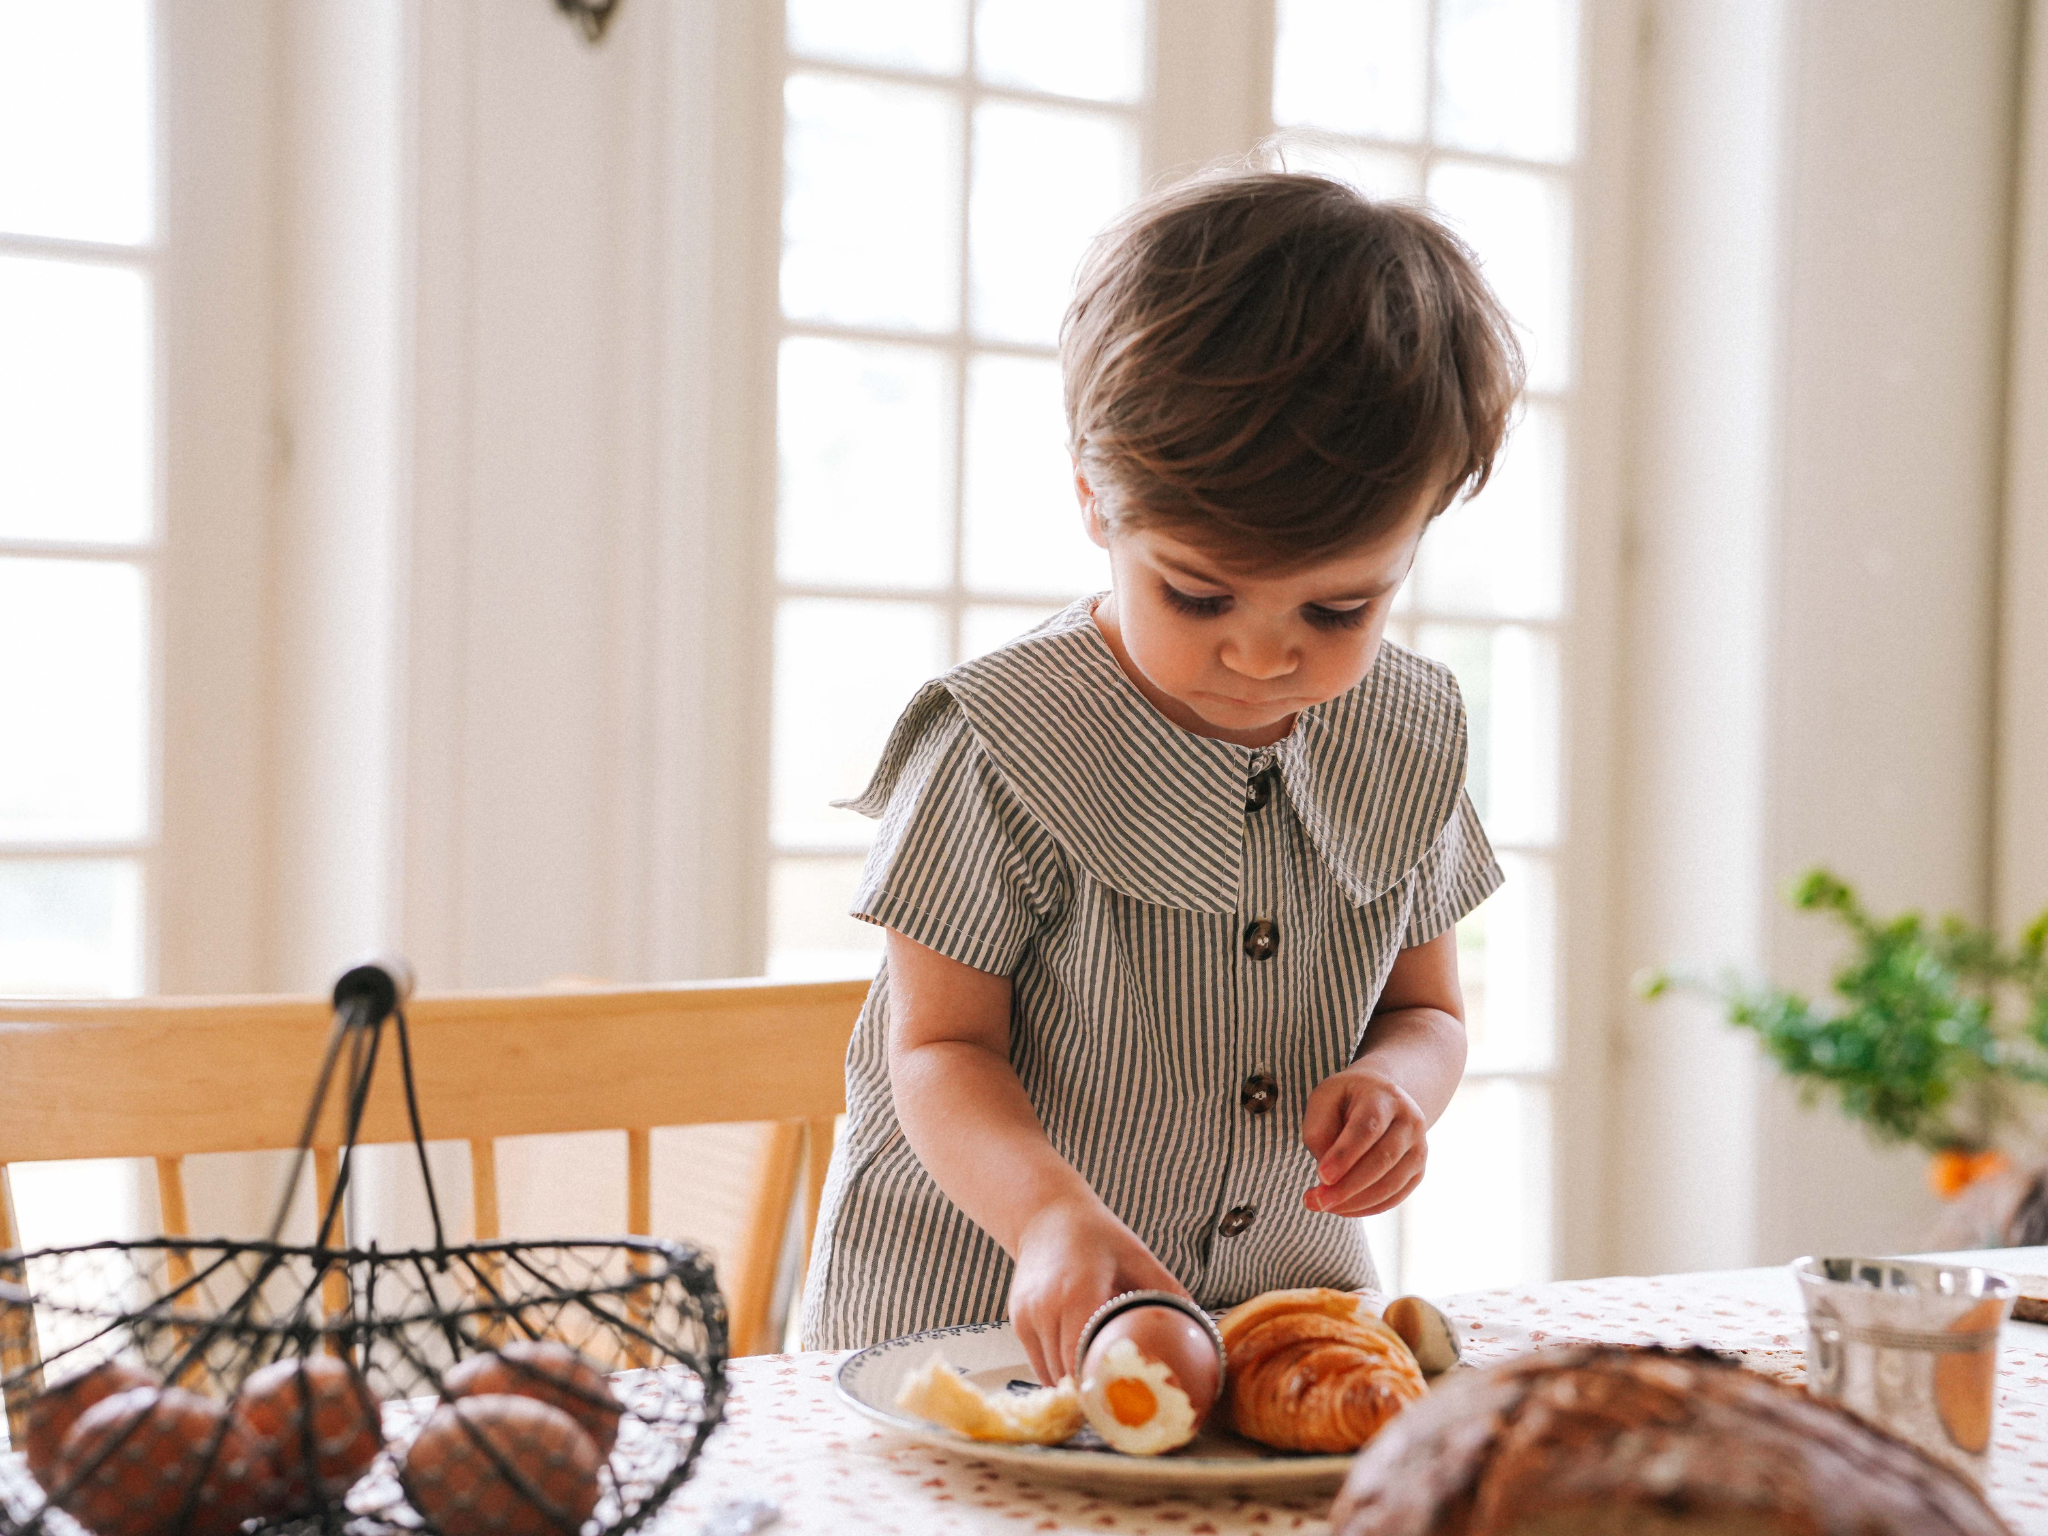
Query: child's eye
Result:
<box><xmin>1161</xmin><ymin>584</ymin><xmax>1230</xmax><ymax>617</ymax></box>
<box><xmin>1303</xmin><ymin>602</ymin><xmax>1370</xmax><ymax>631</ymax></box>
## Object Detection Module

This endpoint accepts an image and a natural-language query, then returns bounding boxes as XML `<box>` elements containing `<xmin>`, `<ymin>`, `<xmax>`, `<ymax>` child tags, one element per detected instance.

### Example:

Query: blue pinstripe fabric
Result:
<box><xmin>799</xmin><ymin>598</ymin><xmax>1502</xmax><ymax>1350</ymax></box>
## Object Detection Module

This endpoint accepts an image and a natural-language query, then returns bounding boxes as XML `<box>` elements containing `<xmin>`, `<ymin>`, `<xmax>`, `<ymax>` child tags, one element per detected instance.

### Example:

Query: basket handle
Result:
<box><xmin>264</xmin><ymin>958</ymin><xmax>447</xmax><ymax>1254</ymax></box>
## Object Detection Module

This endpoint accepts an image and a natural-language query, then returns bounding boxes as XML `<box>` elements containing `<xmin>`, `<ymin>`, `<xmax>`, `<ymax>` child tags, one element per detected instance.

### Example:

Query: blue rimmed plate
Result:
<box><xmin>834</xmin><ymin>1319</ymin><xmax>1355</xmax><ymax>1492</ymax></box>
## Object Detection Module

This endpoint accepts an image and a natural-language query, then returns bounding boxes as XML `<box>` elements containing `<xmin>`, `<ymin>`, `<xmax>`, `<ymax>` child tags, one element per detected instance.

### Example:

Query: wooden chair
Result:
<box><xmin>0</xmin><ymin>976</ymin><xmax>867</xmax><ymax>1443</ymax></box>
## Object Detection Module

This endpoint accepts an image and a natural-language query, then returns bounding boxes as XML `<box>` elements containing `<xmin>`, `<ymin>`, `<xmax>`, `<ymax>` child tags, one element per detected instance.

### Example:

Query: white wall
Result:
<box><xmin>1611</xmin><ymin>0</ymin><xmax>2028</xmax><ymax>1273</ymax></box>
<box><xmin>1999</xmin><ymin>2</ymin><xmax>2048</xmax><ymax>936</ymax></box>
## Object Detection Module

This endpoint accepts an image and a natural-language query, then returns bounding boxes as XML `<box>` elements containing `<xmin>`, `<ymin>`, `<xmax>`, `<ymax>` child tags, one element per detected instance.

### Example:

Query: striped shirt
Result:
<box><xmin>799</xmin><ymin>597</ymin><xmax>1501</xmax><ymax>1350</ymax></box>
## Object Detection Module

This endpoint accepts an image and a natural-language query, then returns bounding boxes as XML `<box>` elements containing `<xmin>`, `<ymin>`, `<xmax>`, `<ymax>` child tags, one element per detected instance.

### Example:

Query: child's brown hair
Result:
<box><xmin>1061</xmin><ymin>170</ymin><xmax>1524</xmax><ymax>569</ymax></box>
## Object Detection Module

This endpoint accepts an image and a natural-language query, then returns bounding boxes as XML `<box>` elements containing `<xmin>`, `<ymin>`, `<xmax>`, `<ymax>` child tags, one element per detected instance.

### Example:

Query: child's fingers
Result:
<box><xmin>1015</xmin><ymin>1309</ymin><xmax>1054</xmax><ymax>1387</ymax></box>
<box><xmin>1308</xmin><ymin>1118</ymin><xmax>1416</xmax><ymax>1210</ymax></box>
<box><xmin>1351</xmin><ymin>1161</ymin><xmax>1425</xmax><ymax>1217</ymax></box>
<box><xmin>1309</xmin><ymin>1084</ymin><xmax>1395</xmax><ymax>1187</ymax></box>
<box><xmin>1299</xmin><ymin>1075</ymin><xmax>1350</xmax><ymax>1163</ymax></box>
<box><xmin>1317</xmin><ymin>1146</ymin><xmax>1426</xmax><ymax>1218</ymax></box>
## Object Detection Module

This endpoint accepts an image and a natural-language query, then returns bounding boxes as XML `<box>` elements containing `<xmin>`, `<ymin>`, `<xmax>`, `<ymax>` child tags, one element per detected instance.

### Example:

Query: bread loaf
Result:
<box><xmin>1328</xmin><ymin>1344</ymin><xmax>2012</xmax><ymax>1536</ymax></box>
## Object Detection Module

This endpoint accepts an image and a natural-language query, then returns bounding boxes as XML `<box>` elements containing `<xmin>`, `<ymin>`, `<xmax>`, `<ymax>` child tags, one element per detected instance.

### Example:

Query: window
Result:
<box><xmin>767</xmin><ymin>0</ymin><xmax>1139</xmax><ymax>977</ymax></box>
<box><xmin>1271</xmin><ymin>0</ymin><xmax>1577</xmax><ymax>1294</ymax></box>
<box><xmin>759</xmin><ymin>0</ymin><xmax>1586</xmax><ymax>1294</ymax></box>
<box><xmin>0</xmin><ymin>0</ymin><xmax>158</xmax><ymax>1241</ymax></box>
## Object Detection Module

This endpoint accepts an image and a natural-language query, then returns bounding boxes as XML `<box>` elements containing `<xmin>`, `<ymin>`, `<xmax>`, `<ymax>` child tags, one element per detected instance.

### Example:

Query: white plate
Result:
<box><xmin>834</xmin><ymin>1319</ymin><xmax>1355</xmax><ymax>1492</ymax></box>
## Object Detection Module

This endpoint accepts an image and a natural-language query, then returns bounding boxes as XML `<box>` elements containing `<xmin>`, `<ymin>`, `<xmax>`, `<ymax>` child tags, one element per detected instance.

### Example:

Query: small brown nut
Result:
<box><xmin>443</xmin><ymin>1340</ymin><xmax>623</xmax><ymax>1455</ymax></box>
<box><xmin>402</xmin><ymin>1394</ymin><xmax>603</xmax><ymax>1536</ymax></box>
<box><xmin>231</xmin><ymin>1353</ymin><xmax>383</xmax><ymax>1514</ymax></box>
<box><xmin>24</xmin><ymin>1360</ymin><xmax>156</xmax><ymax>1492</ymax></box>
<box><xmin>1383</xmin><ymin>1295</ymin><xmax>1462</xmax><ymax>1377</ymax></box>
<box><xmin>55</xmin><ymin>1385</ymin><xmax>274</xmax><ymax>1536</ymax></box>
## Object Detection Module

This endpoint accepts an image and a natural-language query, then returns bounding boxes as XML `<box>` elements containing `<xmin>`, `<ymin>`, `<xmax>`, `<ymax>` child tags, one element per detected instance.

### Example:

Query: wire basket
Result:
<box><xmin>0</xmin><ymin>963</ymin><xmax>729</xmax><ymax>1536</ymax></box>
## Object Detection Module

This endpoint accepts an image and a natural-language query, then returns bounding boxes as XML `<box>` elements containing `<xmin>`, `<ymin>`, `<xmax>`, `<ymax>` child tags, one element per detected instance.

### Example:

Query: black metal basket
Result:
<box><xmin>0</xmin><ymin>963</ymin><xmax>729</xmax><ymax>1536</ymax></box>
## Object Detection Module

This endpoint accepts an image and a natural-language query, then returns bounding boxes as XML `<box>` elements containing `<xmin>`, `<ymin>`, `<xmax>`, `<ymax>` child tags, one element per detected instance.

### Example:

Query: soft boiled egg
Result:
<box><xmin>1078</xmin><ymin>1306</ymin><xmax>1220</xmax><ymax>1456</ymax></box>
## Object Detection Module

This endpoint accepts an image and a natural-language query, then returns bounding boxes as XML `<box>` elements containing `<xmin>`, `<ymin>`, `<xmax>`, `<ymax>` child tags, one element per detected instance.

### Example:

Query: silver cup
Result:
<box><xmin>1793</xmin><ymin>1255</ymin><xmax>2014</xmax><ymax>1481</ymax></box>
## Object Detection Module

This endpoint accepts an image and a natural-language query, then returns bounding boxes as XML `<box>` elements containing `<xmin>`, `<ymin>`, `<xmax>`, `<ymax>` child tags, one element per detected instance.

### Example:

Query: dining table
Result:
<box><xmin>658</xmin><ymin>1246</ymin><xmax>2048</xmax><ymax>1535</ymax></box>
<box><xmin>7</xmin><ymin>1248</ymin><xmax>2048</xmax><ymax>1534</ymax></box>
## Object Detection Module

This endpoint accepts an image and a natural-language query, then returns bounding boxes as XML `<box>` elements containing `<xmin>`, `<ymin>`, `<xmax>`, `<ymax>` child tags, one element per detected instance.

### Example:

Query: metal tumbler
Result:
<box><xmin>1794</xmin><ymin>1255</ymin><xmax>2014</xmax><ymax>1482</ymax></box>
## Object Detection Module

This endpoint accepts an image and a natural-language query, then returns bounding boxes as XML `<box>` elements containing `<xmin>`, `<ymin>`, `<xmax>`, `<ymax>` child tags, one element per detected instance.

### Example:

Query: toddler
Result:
<box><xmin>799</xmin><ymin>170</ymin><xmax>1523</xmax><ymax>1386</ymax></box>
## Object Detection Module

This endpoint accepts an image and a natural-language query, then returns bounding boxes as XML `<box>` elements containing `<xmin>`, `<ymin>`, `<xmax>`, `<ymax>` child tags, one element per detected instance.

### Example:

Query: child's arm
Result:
<box><xmin>883</xmin><ymin>928</ymin><xmax>1188</xmax><ymax>1386</ymax></box>
<box><xmin>1300</xmin><ymin>928</ymin><xmax>1468</xmax><ymax>1216</ymax></box>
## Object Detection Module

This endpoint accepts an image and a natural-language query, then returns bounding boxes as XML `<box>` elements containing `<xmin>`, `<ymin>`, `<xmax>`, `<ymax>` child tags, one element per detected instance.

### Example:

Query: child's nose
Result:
<box><xmin>1222</xmin><ymin>633</ymin><xmax>1297</xmax><ymax>680</ymax></box>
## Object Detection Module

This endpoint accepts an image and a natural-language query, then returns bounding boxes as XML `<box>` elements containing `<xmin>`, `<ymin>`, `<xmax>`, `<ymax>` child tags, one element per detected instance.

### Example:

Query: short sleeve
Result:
<box><xmin>842</xmin><ymin>685</ymin><xmax>1065</xmax><ymax>975</ymax></box>
<box><xmin>1400</xmin><ymin>790</ymin><xmax>1503</xmax><ymax>947</ymax></box>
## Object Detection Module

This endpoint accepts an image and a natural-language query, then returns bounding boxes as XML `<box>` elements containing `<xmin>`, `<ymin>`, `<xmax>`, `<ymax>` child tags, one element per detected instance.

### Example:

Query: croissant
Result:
<box><xmin>1219</xmin><ymin>1288</ymin><xmax>1427</xmax><ymax>1453</ymax></box>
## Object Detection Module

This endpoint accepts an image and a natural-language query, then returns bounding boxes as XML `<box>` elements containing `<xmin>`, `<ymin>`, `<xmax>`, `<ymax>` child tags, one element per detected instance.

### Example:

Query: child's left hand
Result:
<box><xmin>1299</xmin><ymin>1062</ymin><xmax>1428</xmax><ymax>1216</ymax></box>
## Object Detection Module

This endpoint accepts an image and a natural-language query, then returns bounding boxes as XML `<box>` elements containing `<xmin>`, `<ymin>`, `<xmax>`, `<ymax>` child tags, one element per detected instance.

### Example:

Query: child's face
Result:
<box><xmin>1082</xmin><ymin>482</ymin><xmax>1434</xmax><ymax>749</ymax></box>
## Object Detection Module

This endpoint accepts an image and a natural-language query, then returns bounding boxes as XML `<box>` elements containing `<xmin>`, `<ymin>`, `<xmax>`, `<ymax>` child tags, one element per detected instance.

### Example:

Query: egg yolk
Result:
<box><xmin>1105</xmin><ymin>1377</ymin><xmax>1158</xmax><ymax>1427</ymax></box>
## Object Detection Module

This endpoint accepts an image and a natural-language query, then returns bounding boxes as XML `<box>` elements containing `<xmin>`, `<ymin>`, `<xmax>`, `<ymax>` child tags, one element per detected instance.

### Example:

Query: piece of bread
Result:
<box><xmin>895</xmin><ymin>1354</ymin><xmax>1084</xmax><ymax>1444</ymax></box>
<box><xmin>1329</xmin><ymin>1344</ymin><xmax>2013</xmax><ymax>1536</ymax></box>
<box><xmin>1218</xmin><ymin>1287</ymin><xmax>1427</xmax><ymax>1453</ymax></box>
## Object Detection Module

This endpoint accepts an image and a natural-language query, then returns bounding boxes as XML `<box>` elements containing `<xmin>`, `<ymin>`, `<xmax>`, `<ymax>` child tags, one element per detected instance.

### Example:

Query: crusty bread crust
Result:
<box><xmin>1329</xmin><ymin>1345</ymin><xmax>2013</xmax><ymax>1536</ymax></box>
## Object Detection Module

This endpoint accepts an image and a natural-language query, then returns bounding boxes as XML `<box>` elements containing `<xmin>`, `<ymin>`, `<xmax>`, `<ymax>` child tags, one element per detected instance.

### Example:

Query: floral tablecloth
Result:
<box><xmin>7</xmin><ymin>1250</ymin><xmax>2048</xmax><ymax>1533</ymax></box>
<box><xmin>653</xmin><ymin>1248</ymin><xmax>2048</xmax><ymax>1535</ymax></box>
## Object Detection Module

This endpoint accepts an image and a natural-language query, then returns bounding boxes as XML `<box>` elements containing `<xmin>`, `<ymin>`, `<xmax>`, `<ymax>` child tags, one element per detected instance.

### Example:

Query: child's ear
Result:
<box><xmin>1074</xmin><ymin>463</ymin><xmax>1110</xmax><ymax>550</ymax></box>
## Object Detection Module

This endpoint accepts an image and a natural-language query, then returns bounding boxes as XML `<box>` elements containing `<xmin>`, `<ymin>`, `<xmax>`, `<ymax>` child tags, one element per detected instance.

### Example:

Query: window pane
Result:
<box><xmin>1460</xmin><ymin>850</ymin><xmax>1557</xmax><ymax>1073</ymax></box>
<box><xmin>963</xmin><ymin>603</ymin><xmax>1063</xmax><ymax>660</ymax></box>
<box><xmin>1415</xmin><ymin>401</ymin><xmax>1565</xmax><ymax>620</ymax></box>
<box><xmin>975</xmin><ymin>0</ymin><xmax>1145</xmax><ymax>103</ymax></box>
<box><xmin>779</xmin><ymin>336</ymin><xmax>952</xmax><ymax>589</ymax></box>
<box><xmin>1435</xmin><ymin>0</ymin><xmax>1578</xmax><ymax>164</ymax></box>
<box><xmin>1414</xmin><ymin>620</ymin><xmax>1558</xmax><ymax>847</ymax></box>
<box><xmin>1485</xmin><ymin>625</ymin><xmax>1560</xmax><ymax>846</ymax></box>
<box><xmin>0</xmin><ymin>256</ymin><xmax>152</xmax><ymax>544</ymax></box>
<box><xmin>969</xmin><ymin>102</ymin><xmax>1138</xmax><ymax>346</ymax></box>
<box><xmin>769</xmin><ymin>855</ymin><xmax>884</xmax><ymax>979</ymax></box>
<box><xmin>1399</xmin><ymin>1077</ymin><xmax>1551</xmax><ymax>1292</ymax></box>
<box><xmin>773</xmin><ymin>598</ymin><xmax>946</xmax><ymax>851</ymax></box>
<box><xmin>7</xmin><ymin>1159</ymin><xmax>147</xmax><ymax>1248</ymax></box>
<box><xmin>961</xmin><ymin>354</ymin><xmax>1106</xmax><ymax>597</ymax></box>
<box><xmin>1271</xmin><ymin>0</ymin><xmax>1428</xmax><ymax>143</ymax></box>
<box><xmin>0</xmin><ymin>559</ymin><xmax>148</xmax><ymax>841</ymax></box>
<box><xmin>0</xmin><ymin>857</ymin><xmax>143</xmax><ymax>996</ymax></box>
<box><xmin>1412</xmin><ymin>621</ymin><xmax>1491</xmax><ymax>822</ymax></box>
<box><xmin>0</xmin><ymin>0</ymin><xmax>152</xmax><ymax>244</ymax></box>
<box><xmin>786</xmin><ymin>0</ymin><xmax>966</xmax><ymax>76</ymax></box>
<box><xmin>783</xmin><ymin>73</ymin><xmax>962</xmax><ymax>334</ymax></box>
<box><xmin>1427</xmin><ymin>160</ymin><xmax>1573</xmax><ymax>391</ymax></box>
<box><xmin>1268</xmin><ymin>136</ymin><xmax>1423</xmax><ymax>201</ymax></box>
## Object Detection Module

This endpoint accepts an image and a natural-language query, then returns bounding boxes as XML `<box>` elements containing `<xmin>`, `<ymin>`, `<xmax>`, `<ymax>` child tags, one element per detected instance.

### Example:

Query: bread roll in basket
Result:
<box><xmin>1329</xmin><ymin>1343</ymin><xmax>2013</xmax><ymax>1536</ymax></box>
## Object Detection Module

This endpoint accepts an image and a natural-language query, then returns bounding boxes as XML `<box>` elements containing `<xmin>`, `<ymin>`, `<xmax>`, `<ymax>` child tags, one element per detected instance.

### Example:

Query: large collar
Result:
<box><xmin>937</xmin><ymin>598</ymin><xmax>1470</xmax><ymax>913</ymax></box>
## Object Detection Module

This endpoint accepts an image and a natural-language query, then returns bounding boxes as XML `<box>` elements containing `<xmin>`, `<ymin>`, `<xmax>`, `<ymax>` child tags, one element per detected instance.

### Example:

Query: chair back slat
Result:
<box><xmin>0</xmin><ymin>1166</ymin><xmax>39</xmax><ymax>1446</ymax></box>
<box><xmin>801</xmin><ymin>1117</ymin><xmax>833</xmax><ymax>1270</ymax></box>
<box><xmin>470</xmin><ymin>1138</ymin><xmax>500</xmax><ymax>1241</ymax></box>
<box><xmin>0</xmin><ymin>979</ymin><xmax>866</xmax><ymax>1164</ymax></box>
<box><xmin>731</xmin><ymin>1124</ymin><xmax>805</xmax><ymax>1357</ymax></box>
<box><xmin>153</xmin><ymin>1156</ymin><xmax>192</xmax><ymax>1239</ymax></box>
<box><xmin>626</xmin><ymin>1129</ymin><xmax>652</xmax><ymax>1237</ymax></box>
<box><xmin>154</xmin><ymin>1156</ymin><xmax>198</xmax><ymax>1290</ymax></box>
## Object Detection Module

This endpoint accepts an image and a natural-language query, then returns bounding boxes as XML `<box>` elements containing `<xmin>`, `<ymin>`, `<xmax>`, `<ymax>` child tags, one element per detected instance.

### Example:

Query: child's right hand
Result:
<box><xmin>1008</xmin><ymin>1194</ymin><xmax>1189</xmax><ymax>1387</ymax></box>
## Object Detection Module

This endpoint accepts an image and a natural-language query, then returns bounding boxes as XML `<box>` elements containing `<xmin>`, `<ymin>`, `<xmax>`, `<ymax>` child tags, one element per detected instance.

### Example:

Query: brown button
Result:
<box><xmin>1245</xmin><ymin>769</ymin><xmax>1275</xmax><ymax>813</ymax></box>
<box><xmin>1218</xmin><ymin>1205</ymin><xmax>1256</xmax><ymax>1237</ymax></box>
<box><xmin>1241</xmin><ymin>1072</ymin><xmax>1278</xmax><ymax>1115</ymax></box>
<box><xmin>1242</xmin><ymin>919</ymin><xmax>1280</xmax><ymax>961</ymax></box>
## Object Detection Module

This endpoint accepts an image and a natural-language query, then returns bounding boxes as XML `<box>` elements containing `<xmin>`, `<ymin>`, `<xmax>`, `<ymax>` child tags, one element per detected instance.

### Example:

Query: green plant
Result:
<box><xmin>1642</xmin><ymin>870</ymin><xmax>2048</xmax><ymax>1155</ymax></box>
